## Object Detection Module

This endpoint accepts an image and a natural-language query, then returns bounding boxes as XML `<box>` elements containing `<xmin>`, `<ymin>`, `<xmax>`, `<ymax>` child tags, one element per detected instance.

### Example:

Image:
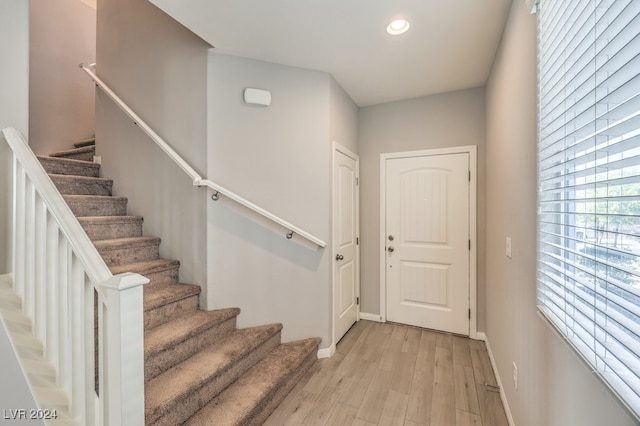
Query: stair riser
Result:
<box><xmin>50</xmin><ymin>146</ymin><xmax>96</xmax><ymax>162</ymax></box>
<box><xmin>73</xmin><ymin>139</ymin><xmax>95</xmax><ymax>148</ymax></box>
<box><xmin>52</xmin><ymin>152</ymin><xmax>95</xmax><ymax>161</ymax></box>
<box><xmin>145</xmin><ymin>295</ymin><xmax>199</xmax><ymax>330</ymax></box>
<box><xmin>64</xmin><ymin>197</ymin><xmax>127</xmax><ymax>217</ymax></box>
<box><xmin>143</xmin><ymin>267</ymin><xmax>180</xmax><ymax>286</ymax></box>
<box><xmin>79</xmin><ymin>218</ymin><xmax>143</xmax><ymax>241</ymax></box>
<box><xmin>149</xmin><ymin>332</ymin><xmax>282</xmax><ymax>426</ymax></box>
<box><xmin>145</xmin><ymin>317</ymin><xmax>237</xmax><ymax>382</ymax></box>
<box><xmin>248</xmin><ymin>347</ymin><xmax>318</xmax><ymax>426</ymax></box>
<box><xmin>50</xmin><ymin>177</ymin><xmax>113</xmax><ymax>196</ymax></box>
<box><xmin>97</xmin><ymin>241</ymin><xmax>160</xmax><ymax>267</ymax></box>
<box><xmin>38</xmin><ymin>157</ymin><xmax>100</xmax><ymax>177</ymax></box>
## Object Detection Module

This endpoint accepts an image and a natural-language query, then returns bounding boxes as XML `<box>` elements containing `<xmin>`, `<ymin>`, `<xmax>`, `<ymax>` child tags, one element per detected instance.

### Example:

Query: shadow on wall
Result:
<box><xmin>209</xmin><ymin>199</ymin><xmax>324</xmax><ymax>271</ymax></box>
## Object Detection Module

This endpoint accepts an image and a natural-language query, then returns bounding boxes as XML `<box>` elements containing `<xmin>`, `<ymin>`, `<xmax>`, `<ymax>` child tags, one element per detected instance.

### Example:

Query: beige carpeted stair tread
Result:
<box><xmin>63</xmin><ymin>194</ymin><xmax>128</xmax><ymax>216</ymax></box>
<box><xmin>145</xmin><ymin>324</ymin><xmax>283</xmax><ymax>425</ymax></box>
<box><xmin>183</xmin><ymin>338</ymin><xmax>321</xmax><ymax>426</ymax></box>
<box><xmin>77</xmin><ymin>215</ymin><xmax>143</xmax><ymax>240</ymax></box>
<box><xmin>49</xmin><ymin>173</ymin><xmax>113</xmax><ymax>196</ymax></box>
<box><xmin>93</xmin><ymin>236</ymin><xmax>161</xmax><ymax>266</ymax></box>
<box><xmin>110</xmin><ymin>258</ymin><xmax>180</xmax><ymax>286</ymax></box>
<box><xmin>38</xmin><ymin>155</ymin><xmax>100</xmax><ymax>177</ymax></box>
<box><xmin>73</xmin><ymin>138</ymin><xmax>95</xmax><ymax>148</ymax></box>
<box><xmin>49</xmin><ymin>145</ymin><xmax>95</xmax><ymax>158</ymax></box>
<box><xmin>144</xmin><ymin>283</ymin><xmax>200</xmax><ymax>312</ymax></box>
<box><xmin>93</xmin><ymin>236</ymin><xmax>160</xmax><ymax>250</ymax></box>
<box><xmin>145</xmin><ymin>309</ymin><xmax>241</xmax><ymax>358</ymax></box>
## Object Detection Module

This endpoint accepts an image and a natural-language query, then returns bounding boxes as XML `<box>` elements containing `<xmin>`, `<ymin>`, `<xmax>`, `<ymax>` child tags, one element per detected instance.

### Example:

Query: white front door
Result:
<box><xmin>334</xmin><ymin>145</ymin><xmax>359</xmax><ymax>343</ymax></box>
<box><xmin>385</xmin><ymin>152</ymin><xmax>470</xmax><ymax>335</ymax></box>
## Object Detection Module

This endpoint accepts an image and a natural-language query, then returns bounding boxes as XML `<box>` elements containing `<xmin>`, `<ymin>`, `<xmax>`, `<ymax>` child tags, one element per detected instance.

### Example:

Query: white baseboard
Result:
<box><xmin>476</xmin><ymin>332</ymin><xmax>516</xmax><ymax>426</ymax></box>
<box><xmin>317</xmin><ymin>344</ymin><xmax>335</xmax><ymax>359</ymax></box>
<box><xmin>359</xmin><ymin>312</ymin><xmax>383</xmax><ymax>322</ymax></box>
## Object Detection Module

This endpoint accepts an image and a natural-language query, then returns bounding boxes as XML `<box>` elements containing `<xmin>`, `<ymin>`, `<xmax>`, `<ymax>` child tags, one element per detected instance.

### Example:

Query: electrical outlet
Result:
<box><xmin>506</xmin><ymin>237</ymin><xmax>512</xmax><ymax>259</ymax></box>
<box><xmin>513</xmin><ymin>362</ymin><xmax>518</xmax><ymax>389</ymax></box>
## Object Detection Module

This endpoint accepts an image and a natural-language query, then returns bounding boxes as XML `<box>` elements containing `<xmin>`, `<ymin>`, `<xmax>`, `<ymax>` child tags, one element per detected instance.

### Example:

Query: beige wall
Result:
<box><xmin>29</xmin><ymin>0</ymin><xmax>96</xmax><ymax>155</ymax></box>
<box><xmin>357</xmin><ymin>88</ymin><xmax>487</xmax><ymax>329</ymax></box>
<box><xmin>206</xmin><ymin>53</ymin><xmax>342</xmax><ymax>347</ymax></box>
<box><xmin>330</xmin><ymin>76</ymin><xmax>359</xmax><ymax>154</ymax></box>
<box><xmin>0</xmin><ymin>0</ymin><xmax>29</xmax><ymax>276</ymax></box>
<box><xmin>96</xmin><ymin>0</ymin><xmax>210</xmax><ymax>292</ymax></box>
<box><xmin>485</xmin><ymin>1</ymin><xmax>638</xmax><ymax>424</ymax></box>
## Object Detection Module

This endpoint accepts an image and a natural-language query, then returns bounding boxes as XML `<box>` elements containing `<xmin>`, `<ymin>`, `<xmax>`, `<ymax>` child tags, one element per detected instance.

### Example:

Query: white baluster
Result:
<box><xmin>13</xmin><ymin>158</ymin><xmax>26</xmax><ymax>299</ymax></box>
<box><xmin>45</xmin><ymin>214</ymin><xmax>59</xmax><ymax>366</ymax></box>
<box><xmin>57</xmin><ymin>238</ymin><xmax>70</xmax><ymax>390</ymax></box>
<box><xmin>23</xmin><ymin>178</ymin><xmax>35</xmax><ymax>319</ymax></box>
<box><xmin>34</xmin><ymin>193</ymin><xmax>47</xmax><ymax>342</ymax></box>
<box><xmin>69</xmin><ymin>254</ymin><xmax>86</xmax><ymax>419</ymax></box>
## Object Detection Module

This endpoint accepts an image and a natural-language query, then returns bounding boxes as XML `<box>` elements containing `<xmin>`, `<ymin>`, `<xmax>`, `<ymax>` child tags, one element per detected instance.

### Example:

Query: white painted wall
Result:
<box><xmin>329</xmin><ymin>76</ymin><xmax>358</xmax><ymax>154</ymax></box>
<box><xmin>95</xmin><ymin>0</ymin><xmax>210</xmax><ymax>292</ymax></box>
<box><xmin>29</xmin><ymin>0</ymin><xmax>96</xmax><ymax>155</ymax></box>
<box><xmin>357</xmin><ymin>88</ymin><xmax>487</xmax><ymax>328</ymax></box>
<box><xmin>207</xmin><ymin>53</ymin><xmax>335</xmax><ymax>346</ymax></box>
<box><xmin>485</xmin><ymin>1</ymin><xmax>639</xmax><ymax>424</ymax></box>
<box><xmin>0</xmin><ymin>0</ymin><xmax>29</xmax><ymax>276</ymax></box>
<box><xmin>0</xmin><ymin>1</ymin><xmax>40</xmax><ymax>417</ymax></box>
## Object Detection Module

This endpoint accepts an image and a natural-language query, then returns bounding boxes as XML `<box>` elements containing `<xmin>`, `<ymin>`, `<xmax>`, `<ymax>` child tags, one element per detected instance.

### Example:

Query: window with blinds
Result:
<box><xmin>537</xmin><ymin>0</ymin><xmax>640</xmax><ymax>417</ymax></box>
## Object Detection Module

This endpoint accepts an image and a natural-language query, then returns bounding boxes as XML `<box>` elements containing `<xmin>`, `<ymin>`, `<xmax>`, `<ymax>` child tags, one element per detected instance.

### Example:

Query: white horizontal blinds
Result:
<box><xmin>537</xmin><ymin>0</ymin><xmax>640</xmax><ymax>417</ymax></box>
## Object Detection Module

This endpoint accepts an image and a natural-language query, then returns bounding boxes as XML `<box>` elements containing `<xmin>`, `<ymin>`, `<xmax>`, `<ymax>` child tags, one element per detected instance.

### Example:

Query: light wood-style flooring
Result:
<box><xmin>265</xmin><ymin>320</ymin><xmax>509</xmax><ymax>426</ymax></box>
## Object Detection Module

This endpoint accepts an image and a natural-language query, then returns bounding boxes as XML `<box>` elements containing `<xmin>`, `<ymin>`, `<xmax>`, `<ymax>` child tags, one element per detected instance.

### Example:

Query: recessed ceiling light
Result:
<box><xmin>387</xmin><ymin>19</ymin><xmax>410</xmax><ymax>35</ymax></box>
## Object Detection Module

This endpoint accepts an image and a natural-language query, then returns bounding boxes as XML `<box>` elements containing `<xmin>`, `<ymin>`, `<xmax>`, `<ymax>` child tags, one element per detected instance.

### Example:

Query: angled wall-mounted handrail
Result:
<box><xmin>80</xmin><ymin>63</ymin><xmax>326</xmax><ymax>248</ymax></box>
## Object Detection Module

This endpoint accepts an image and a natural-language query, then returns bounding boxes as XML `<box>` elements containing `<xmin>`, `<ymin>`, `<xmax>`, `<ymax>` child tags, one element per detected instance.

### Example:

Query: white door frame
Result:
<box><xmin>380</xmin><ymin>145</ymin><xmax>478</xmax><ymax>339</ymax></box>
<box><xmin>332</xmin><ymin>142</ymin><xmax>360</xmax><ymax>352</ymax></box>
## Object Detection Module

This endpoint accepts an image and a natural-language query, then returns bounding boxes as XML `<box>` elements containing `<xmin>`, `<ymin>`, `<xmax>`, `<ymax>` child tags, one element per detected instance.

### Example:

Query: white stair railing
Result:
<box><xmin>80</xmin><ymin>62</ymin><xmax>326</xmax><ymax>248</ymax></box>
<box><xmin>2</xmin><ymin>127</ymin><xmax>148</xmax><ymax>426</ymax></box>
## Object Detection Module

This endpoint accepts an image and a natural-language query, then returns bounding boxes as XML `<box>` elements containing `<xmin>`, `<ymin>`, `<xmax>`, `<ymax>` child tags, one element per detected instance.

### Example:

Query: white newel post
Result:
<box><xmin>99</xmin><ymin>272</ymin><xmax>149</xmax><ymax>426</ymax></box>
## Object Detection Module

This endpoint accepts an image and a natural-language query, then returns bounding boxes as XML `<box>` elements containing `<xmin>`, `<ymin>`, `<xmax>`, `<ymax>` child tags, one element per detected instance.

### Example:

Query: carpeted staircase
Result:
<box><xmin>39</xmin><ymin>139</ymin><xmax>321</xmax><ymax>425</ymax></box>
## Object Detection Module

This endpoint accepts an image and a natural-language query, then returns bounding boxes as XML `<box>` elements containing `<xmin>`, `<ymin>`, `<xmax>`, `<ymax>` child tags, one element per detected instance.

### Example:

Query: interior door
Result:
<box><xmin>334</xmin><ymin>147</ymin><xmax>359</xmax><ymax>343</ymax></box>
<box><xmin>385</xmin><ymin>153</ymin><xmax>469</xmax><ymax>335</ymax></box>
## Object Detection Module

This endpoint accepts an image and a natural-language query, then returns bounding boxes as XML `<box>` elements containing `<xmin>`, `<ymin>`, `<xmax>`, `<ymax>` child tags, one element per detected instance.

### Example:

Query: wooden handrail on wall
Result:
<box><xmin>80</xmin><ymin>63</ymin><xmax>326</xmax><ymax>248</ymax></box>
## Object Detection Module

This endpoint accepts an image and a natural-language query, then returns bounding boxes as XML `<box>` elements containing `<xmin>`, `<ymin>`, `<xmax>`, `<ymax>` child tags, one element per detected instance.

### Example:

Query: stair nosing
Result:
<box><xmin>50</xmin><ymin>146</ymin><xmax>95</xmax><ymax>157</ymax></box>
<box><xmin>77</xmin><ymin>215</ymin><xmax>143</xmax><ymax>222</ymax></box>
<box><xmin>37</xmin><ymin>155</ymin><xmax>101</xmax><ymax>167</ymax></box>
<box><xmin>62</xmin><ymin>194</ymin><xmax>127</xmax><ymax>201</ymax></box>
<box><xmin>93</xmin><ymin>236</ymin><xmax>161</xmax><ymax>249</ymax></box>
<box><xmin>48</xmin><ymin>173</ymin><xmax>112</xmax><ymax>183</ymax></box>
<box><xmin>110</xmin><ymin>258</ymin><xmax>180</xmax><ymax>276</ymax></box>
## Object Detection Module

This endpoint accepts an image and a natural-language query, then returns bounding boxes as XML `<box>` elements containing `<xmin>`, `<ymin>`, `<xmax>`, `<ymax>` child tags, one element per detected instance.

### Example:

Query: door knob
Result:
<box><xmin>387</xmin><ymin>246</ymin><xmax>394</xmax><ymax>253</ymax></box>
<box><xmin>388</xmin><ymin>235</ymin><xmax>394</xmax><ymax>241</ymax></box>
<box><xmin>336</xmin><ymin>254</ymin><xmax>344</xmax><ymax>261</ymax></box>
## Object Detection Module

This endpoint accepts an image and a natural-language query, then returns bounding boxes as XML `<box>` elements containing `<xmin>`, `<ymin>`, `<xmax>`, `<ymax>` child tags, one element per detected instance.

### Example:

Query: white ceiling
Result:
<box><xmin>150</xmin><ymin>0</ymin><xmax>513</xmax><ymax>107</ymax></box>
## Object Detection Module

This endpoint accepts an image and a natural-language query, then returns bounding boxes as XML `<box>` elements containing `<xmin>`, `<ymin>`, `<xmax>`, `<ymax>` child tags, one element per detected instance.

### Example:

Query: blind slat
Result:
<box><xmin>537</xmin><ymin>0</ymin><xmax>640</xmax><ymax>418</ymax></box>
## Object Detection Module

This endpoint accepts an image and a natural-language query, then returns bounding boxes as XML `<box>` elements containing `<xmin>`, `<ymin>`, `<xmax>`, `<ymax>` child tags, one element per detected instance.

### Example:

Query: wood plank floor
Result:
<box><xmin>265</xmin><ymin>320</ymin><xmax>509</xmax><ymax>426</ymax></box>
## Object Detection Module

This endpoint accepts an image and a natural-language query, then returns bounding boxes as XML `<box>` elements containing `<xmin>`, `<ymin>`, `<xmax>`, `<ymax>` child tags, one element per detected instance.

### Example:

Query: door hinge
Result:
<box><xmin>356</xmin><ymin>177</ymin><xmax>359</xmax><ymax>186</ymax></box>
<box><xmin>356</xmin><ymin>237</ymin><xmax>359</xmax><ymax>245</ymax></box>
<box><xmin>357</xmin><ymin>297</ymin><xmax>360</xmax><ymax>305</ymax></box>
<box><xmin>469</xmin><ymin>240</ymin><xmax>471</xmax><ymax>250</ymax></box>
<box><xmin>469</xmin><ymin>309</ymin><xmax>471</xmax><ymax>319</ymax></box>
<box><xmin>469</xmin><ymin>170</ymin><xmax>471</xmax><ymax>181</ymax></box>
